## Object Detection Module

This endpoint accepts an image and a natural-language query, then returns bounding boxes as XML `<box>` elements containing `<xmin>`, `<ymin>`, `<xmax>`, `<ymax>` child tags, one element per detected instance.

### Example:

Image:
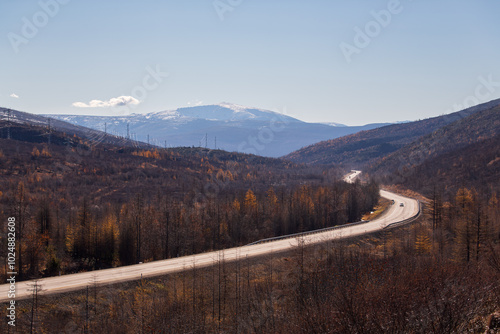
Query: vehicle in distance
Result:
<box><xmin>400</xmin><ymin>203</ymin><xmax>405</xmax><ymax>207</ymax></box>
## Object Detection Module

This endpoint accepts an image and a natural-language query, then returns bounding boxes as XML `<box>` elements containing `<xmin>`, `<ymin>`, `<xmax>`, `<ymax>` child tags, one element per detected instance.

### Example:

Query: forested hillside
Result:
<box><xmin>0</xmin><ymin>108</ymin><xmax>145</xmax><ymax>148</ymax></box>
<box><xmin>284</xmin><ymin>98</ymin><xmax>500</xmax><ymax>167</ymax></box>
<box><xmin>368</xmin><ymin>105</ymin><xmax>500</xmax><ymax>197</ymax></box>
<box><xmin>0</xmin><ymin>120</ymin><xmax>379</xmax><ymax>281</ymax></box>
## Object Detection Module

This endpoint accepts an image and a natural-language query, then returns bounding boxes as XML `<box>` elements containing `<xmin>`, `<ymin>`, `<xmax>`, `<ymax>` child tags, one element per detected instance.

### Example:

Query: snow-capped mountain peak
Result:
<box><xmin>149</xmin><ymin>103</ymin><xmax>294</xmax><ymax>123</ymax></box>
<box><xmin>217</xmin><ymin>102</ymin><xmax>249</xmax><ymax>112</ymax></box>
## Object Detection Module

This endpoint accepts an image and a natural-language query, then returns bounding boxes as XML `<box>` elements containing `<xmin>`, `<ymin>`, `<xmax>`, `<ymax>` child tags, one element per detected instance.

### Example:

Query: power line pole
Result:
<box><xmin>29</xmin><ymin>281</ymin><xmax>41</xmax><ymax>334</ymax></box>
<box><xmin>215</xmin><ymin>136</ymin><xmax>217</xmax><ymax>150</ymax></box>
<box><xmin>205</xmin><ymin>133</ymin><xmax>208</xmax><ymax>148</ymax></box>
<box><xmin>85</xmin><ymin>285</ymin><xmax>89</xmax><ymax>334</ymax></box>
<box><xmin>104</xmin><ymin>122</ymin><xmax>107</xmax><ymax>135</ymax></box>
<box><xmin>7</xmin><ymin>109</ymin><xmax>11</xmax><ymax>140</ymax></box>
<box><xmin>127</xmin><ymin>123</ymin><xmax>130</xmax><ymax>140</ymax></box>
<box><xmin>47</xmin><ymin>118</ymin><xmax>51</xmax><ymax>145</ymax></box>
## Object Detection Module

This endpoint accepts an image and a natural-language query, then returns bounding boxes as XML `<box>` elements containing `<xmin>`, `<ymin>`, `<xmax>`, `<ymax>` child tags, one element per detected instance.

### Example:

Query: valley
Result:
<box><xmin>0</xmin><ymin>99</ymin><xmax>498</xmax><ymax>333</ymax></box>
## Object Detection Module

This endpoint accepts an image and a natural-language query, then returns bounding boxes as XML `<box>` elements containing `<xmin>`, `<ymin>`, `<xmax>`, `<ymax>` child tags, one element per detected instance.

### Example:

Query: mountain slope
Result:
<box><xmin>284</xmin><ymin>99</ymin><xmax>500</xmax><ymax>167</ymax></box>
<box><xmin>386</xmin><ymin>134</ymin><xmax>500</xmax><ymax>195</ymax></box>
<box><xmin>0</xmin><ymin>107</ymin><xmax>146</xmax><ymax>148</ymax></box>
<box><xmin>46</xmin><ymin>103</ymin><xmax>389</xmax><ymax>157</ymax></box>
<box><xmin>370</xmin><ymin>104</ymin><xmax>500</xmax><ymax>174</ymax></box>
<box><xmin>368</xmin><ymin>104</ymin><xmax>500</xmax><ymax>195</ymax></box>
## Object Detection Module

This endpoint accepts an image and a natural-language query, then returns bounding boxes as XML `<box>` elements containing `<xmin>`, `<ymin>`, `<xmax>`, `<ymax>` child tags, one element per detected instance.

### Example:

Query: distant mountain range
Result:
<box><xmin>45</xmin><ymin>103</ymin><xmax>390</xmax><ymax>157</ymax></box>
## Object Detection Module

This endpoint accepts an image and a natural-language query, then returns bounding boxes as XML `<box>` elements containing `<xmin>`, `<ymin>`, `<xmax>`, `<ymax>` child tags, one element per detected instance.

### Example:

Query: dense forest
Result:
<box><xmin>0</xmin><ymin>125</ymin><xmax>379</xmax><ymax>281</ymax></box>
<box><xmin>3</xmin><ymin>185</ymin><xmax>499</xmax><ymax>333</ymax></box>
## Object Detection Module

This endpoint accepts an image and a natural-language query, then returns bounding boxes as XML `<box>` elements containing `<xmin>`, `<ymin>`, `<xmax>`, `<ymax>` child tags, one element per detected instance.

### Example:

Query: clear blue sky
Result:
<box><xmin>1</xmin><ymin>0</ymin><xmax>499</xmax><ymax>125</ymax></box>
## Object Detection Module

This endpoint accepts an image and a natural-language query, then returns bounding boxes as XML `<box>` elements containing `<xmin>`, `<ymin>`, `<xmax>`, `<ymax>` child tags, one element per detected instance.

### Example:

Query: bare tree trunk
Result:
<box><xmin>476</xmin><ymin>202</ymin><xmax>482</xmax><ymax>262</ymax></box>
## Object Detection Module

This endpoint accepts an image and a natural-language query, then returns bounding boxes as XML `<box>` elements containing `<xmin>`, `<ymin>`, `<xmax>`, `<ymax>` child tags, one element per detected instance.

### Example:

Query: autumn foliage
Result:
<box><xmin>0</xmin><ymin>136</ymin><xmax>379</xmax><ymax>280</ymax></box>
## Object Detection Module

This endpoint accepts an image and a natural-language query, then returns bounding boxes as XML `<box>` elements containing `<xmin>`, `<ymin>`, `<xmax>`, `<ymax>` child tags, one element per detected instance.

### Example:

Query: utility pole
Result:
<box><xmin>164</xmin><ymin>140</ymin><xmax>167</xmax><ymax>149</ymax></box>
<box><xmin>104</xmin><ymin>122</ymin><xmax>107</xmax><ymax>135</ymax></box>
<box><xmin>147</xmin><ymin>134</ymin><xmax>150</xmax><ymax>145</ymax></box>
<box><xmin>7</xmin><ymin>109</ymin><xmax>11</xmax><ymax>140</ymax></box>
<box><xmin>127</xmin><ymin>123</ymin><xmax>130</xmax><ymax>140</ymax></box>
<box><xmin>47</xmin><ymin>118</ymin><xmax>51</xmax><ymax>145</ymax></box>
<box><xmin>85</xmin><ymin>285</ymin><xmax>89</xmax><ymax>334</ymax></box>
<box><xmin>205</xmin><ymin>133</ymin><xmax>208</xmax><ymax>148</ymax></box>
<box><xmin>29</xmin><ymin>281</ymin><xmax>41</xmax><ymax>334</ymax></box>
<box><xmin>215</xmin><ymin>136</ymin><xmax>217</xmax><ymax>150</ymax></box>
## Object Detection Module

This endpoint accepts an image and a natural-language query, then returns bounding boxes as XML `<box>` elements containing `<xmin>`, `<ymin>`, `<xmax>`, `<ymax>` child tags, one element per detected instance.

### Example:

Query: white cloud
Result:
<box><xmin>10</xmin><ymin>93</ymin><xmax>19</xmax><ymax>98</ymax></box>
<box><xmin>72</xmin><ymin>95</ymin><xmax>140</xmax><ymax>108</ymax></box>
<box><xmin>72</xmin><ymin>102</ymin><xmax>89</xmax><ymax>108</ymax></box>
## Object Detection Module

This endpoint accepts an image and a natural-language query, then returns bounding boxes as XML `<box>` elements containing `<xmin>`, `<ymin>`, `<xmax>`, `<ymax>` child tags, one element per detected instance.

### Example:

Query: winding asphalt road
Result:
<box><xmin>0</xmin><ymin>172</ymin><xmax>419</xmax><ymax>301</ymax></box>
